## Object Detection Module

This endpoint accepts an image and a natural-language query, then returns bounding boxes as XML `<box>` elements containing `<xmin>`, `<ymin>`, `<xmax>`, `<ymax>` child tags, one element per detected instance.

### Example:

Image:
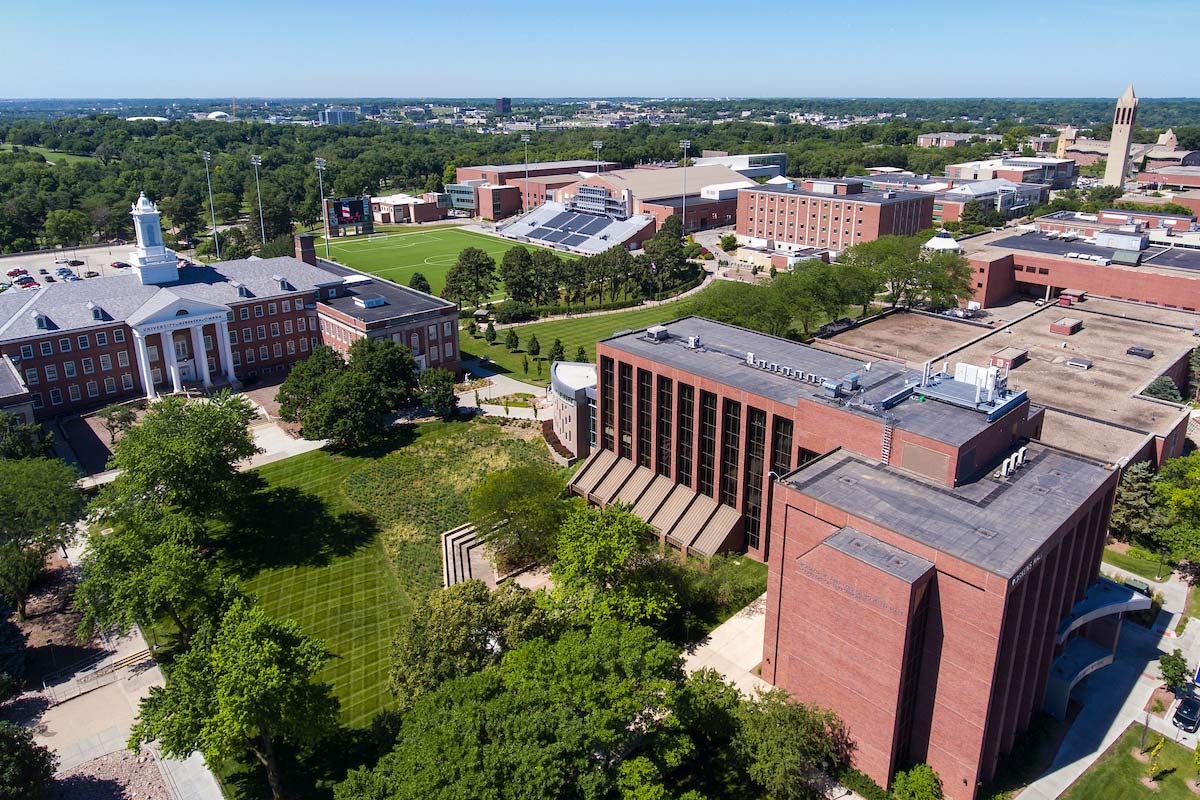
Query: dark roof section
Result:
<box><xmin>740</xmin><ymin>182</ymin><xmax>931</xmax><ymax>206</ymax></box>
<box><xmin>316</xmin><ymin>258</ymin><xmax>455</xmax><ymax>322</ymax></box>
<box><xmin>0</xmin><ymin>356</ymin><xmax>29</xmax><ymax>403</ymax></box>
<box><xmin>600</xmin><ymin>317</ymin><xmax>1003</xmax><ymax>447</ymax></box>
<box><xmin>822</xmin><ymin>526</ymin><xmax>934</xmax><ymax>584</ymax></box>
<box><xmin>784</xmin><ymin>446</ymin><xmax>1113</xmax><ymax>578</ymax></box>
<box><xmin>993</xmin><ymin>233</ymin><xmax>1200</xmax><ymax>272</ymax></box>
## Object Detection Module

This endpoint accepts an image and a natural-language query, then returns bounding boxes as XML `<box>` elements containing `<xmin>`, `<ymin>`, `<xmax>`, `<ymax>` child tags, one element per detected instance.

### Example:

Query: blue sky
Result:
<box><xmin>0</xmin><ymin>0</ymin><xmax>1195</xmax><ymax>98</ymax></box>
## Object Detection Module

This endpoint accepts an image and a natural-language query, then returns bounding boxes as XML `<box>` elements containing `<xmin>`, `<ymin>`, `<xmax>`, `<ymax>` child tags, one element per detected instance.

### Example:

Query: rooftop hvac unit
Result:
<box><xmin>842</xmin><ymin>372</ymin><xmax>860</xmax><ymax>391</ymax></box>
<box><xmin>745</xmin><ymin>351</ymin><xmax>755</xmax><ymax>365</ymax></box>
<box><xmin>687</xmin><ymin>335</ymin><xmax>702</xmax><ymax>349</ymax></box>
<box><xmin>1016</xmin><ymin>446</ymin><xmax>1028</xmax><ymax>466</ymax></box>
<box><xmin>647</xmin><ymin>325</ymin><xmax>669</xmax><ymax>341</ymax></box>
<box><xmin>822</xmin><ymin>380</ymin><xmax>843</xmax><ymax>398</ymax></box>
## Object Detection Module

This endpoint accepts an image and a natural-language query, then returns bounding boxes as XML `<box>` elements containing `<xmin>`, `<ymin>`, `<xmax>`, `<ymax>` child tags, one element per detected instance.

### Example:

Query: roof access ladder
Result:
<box><xmin>880</xmin><ymin>420</ymin><xmax>895</xmax><ymax>465</ymax></box>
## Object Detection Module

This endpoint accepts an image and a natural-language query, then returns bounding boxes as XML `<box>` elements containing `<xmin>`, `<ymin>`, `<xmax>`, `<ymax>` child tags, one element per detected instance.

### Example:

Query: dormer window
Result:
<box><xmin>232</xmin><ymin>280</ymin><xmax>251</xmax><ymax>298</ymax></box>
<box><xmin>32</xmin><ymin>311</ymin><xmax>48</xmax><ymax>330</ymax></box>
<box><xmin>272</xmin><ymin>274</ymin><xmax>293</xmax><ymax>291</ymax></box>
<box><xmin>88</xmin><ymin>302</ymin><xmax>105</xmax><ymax>321</ymax></box>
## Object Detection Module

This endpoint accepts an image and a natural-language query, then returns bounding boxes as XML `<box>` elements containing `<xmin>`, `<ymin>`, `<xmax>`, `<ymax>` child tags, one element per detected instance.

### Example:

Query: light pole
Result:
<box><xmin>250</xmin><ymin>155</ymin><xmax>266</xmax><ymax>244</ymax></box>
<box><xmin>314</xmin><ymin>157</ymin><xmax>329</xmax><ymax>259</ymax></box>
<box><xmin>521</xmin><ymin>134</ymin><xmax>531</xmax><ymax>212</ymax></box>
<box><xmin>592</xmin><ymin>140</ymin><xmax>603</xmax><ymax>176</ymax></box>
<box><xmin>680</xmin><ymin>139</ymin><xmax>691</xmax><ymax>238</ymax></box>
<box><xmin>202</xmin><ymin>151</ymin><xmax>220</xmax><ymax>259</ymax></box>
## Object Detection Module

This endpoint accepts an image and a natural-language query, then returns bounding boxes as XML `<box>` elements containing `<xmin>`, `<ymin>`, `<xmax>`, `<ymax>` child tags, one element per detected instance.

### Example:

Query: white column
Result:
<box><xmin>191</xmin><ymin>325</ymin><xmax>212</xmax><ymax>387</ymax></box>
<box><xmin>163</xmin><ymin>330</ymin><xmax>183</xmax><ymax>393</ymax></box>
<box><xmin>218</xmin><ymin>319</ymin><xmax>236</xmax><ymax>382</ymax></box>
<box><xmin>133</xmin><ymin>331</ymin><xmax>156</xmax><ymax>401</ymax></box>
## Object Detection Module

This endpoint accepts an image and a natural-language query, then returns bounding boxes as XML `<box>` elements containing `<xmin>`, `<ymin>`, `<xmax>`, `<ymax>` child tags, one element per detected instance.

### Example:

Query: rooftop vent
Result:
<box><xmin>686</xmin><ymin>335</ymin><xmax>702</xmax><ymax>349</ymax></box>
<box><xmin>353</xmin><ymin>295</ymin><xmax>387</xmax><ymax>309</ymax></box>
<box><xmin>646</xmin><ymin>325</ymin><xmax>669</xmax><ymax>341</ymax></box>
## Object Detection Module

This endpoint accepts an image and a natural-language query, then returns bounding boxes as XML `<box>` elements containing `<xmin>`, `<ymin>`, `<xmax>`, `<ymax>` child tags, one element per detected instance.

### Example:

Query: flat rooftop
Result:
<box><xmin>743</xmin><ymin>183</ymin><xmax>930</xmax><ymax>206</ymax></box>
<box><xmin>965</xmin><ymin>229</ymin><xmax>1200</xmax><ymax>276</ymax></box>
<box><xmin>601</xmin><ymin>317</ymin><xmax>1010</xmax><ymax>448</ymax></box>
<box><xmin>468</xmin><ymin>159</ymin><xmax>618</xmax><ymax>175</ymax></box>
<box><xmin>822</xmin><ymin>526</ymin><xmax>933</xmax><ymax>584</ymax></box>
<box><xmin>785</xmin><ymin>444</ymin><xmax>1113</xmax><ymax>579</ymax></box>
<box><xmin>315</xmin><ymin>259</ymin><xmax>454</xmax><ymax>322</ymax></box>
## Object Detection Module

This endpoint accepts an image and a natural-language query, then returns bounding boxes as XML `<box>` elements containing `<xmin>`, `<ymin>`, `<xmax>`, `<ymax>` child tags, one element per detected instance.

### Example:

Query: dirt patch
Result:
<box><xmin>49</xmin><ymin>748</ymin><xmax>169</xmax><ymax>800</ymax></box>
<box><xmin>1140</xmin><ymin>775</ymin><xmax>1161</xmax><ymax>791</ymax></box>
<box><xmin>12</xmin><ymin>555</ymin><xmax>105</xmax><ymax>685</ymax></box>
<box><xmin>1147</xmin><ymin>686</ymin><xmax>1176</xmax><ymax>718</ymax></box>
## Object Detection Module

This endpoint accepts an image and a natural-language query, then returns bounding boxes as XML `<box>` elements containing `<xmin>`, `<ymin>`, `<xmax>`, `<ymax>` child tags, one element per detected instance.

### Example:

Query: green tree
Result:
<box><xmin>1160</xmin><ymin>649</ymin><xmax>1190</xmax><ymax>692</ymax></box>
<box><xmin>302</xmin><ymin>369</ymin><xmax>388</xmax><ymax>447</ymax></box>
<box><xmin>551</xmin><ymin>504</ymin><xmax>676</xmax><ymax>625</ymax></box>
<box><xmin>0</xmin><ymin>458</ymin><xmax>82</xmax><ymax>620</ymax></box>
<box><xmin>574</xmin><ymin>346</ymin><xmax>588</xmax><ymax>363</ymax></box>
<box><xmin>467</xmin><ymin>320</ymin><xmax>478</xmax><ymax>338</ymax></box>
<box><xmin>348</xmin><ymin>337</ymin><xmax>419</xmax><ymax>411</ymax></box>
<box><xmin>442</xmin><ymin>163</ymin><xmax>458</xmax><ymax>187</ymax></box>
<box><xmin>419</xmin><ymin>368</ymin><xmax>458</xmax><ymax>420</ymax></box>
<box><xmin>522</xmin><ymin>354</ymin><xmax>530</xmax><ymax>374</ymax></box>
<box><xmin>42</xmin><ymin>208</ymin><xmax>92</xmax><ymax>246</ymax></box>
<box><xmin>531</xmin><ymin>249</ymin><xmax>564</xmax><ymax>307</ymax></box>
<box><xmin>470</xmin><ymin>463</ymin><xmax>567</xmax><ymax>567</ymax></box>
<box><xmin>738</xmin><ymin>689</ymin><xmax>853</xmax><ymax>800</ymax></box>
<box><xmin>504</xmin><ymin>327</ymin><xmax>519</xmax><ymax>352</ymax></box>
<box><xmin>96</xmin><ymin>404</ymin><xmax>136</xmax><ymax>445</ymax></box>
<box><xmin>74</xmin><ymin>511</ymin><xmax>219</xmax><ymax>643</ymax></box>
<box><xmin>918</xmin><ymin>250</ymin><xmax>975</xmax><ymax>310</ymax></box>
<box><xmin>388</xmin><ymin>581</ymin><xmax>553</xmax><ymax>711</ymax></box>
<box><xmin>548</xmin><ymin>338</ymin><xmax>565</xmax><ymax>363</ymax></box>
<box><xmin>408</xmin><ymin>272</ymin><xmax>433</xmax><ymax>294</ymax></box>
<box><xmin>0</xmin><ymin>411</ymin><xmax>54</xmax><ymax>460</ymax></box>
<box><xmin>158</xmin><ymin>192</ymin><xmax>203</xmax><ymax>241</ymax></box>
<box><xmin>484</xmin><ymin>321</ymin><xmax>497</xmax><ymax>345</ymax></box>
<box><xmin>0</xmin><ymin>721</ymin><xmax>56</xmax><ymax>800</ymax></box>
<box><xmin>719</xmin><ymin>233</ymin><xmax>740</xmax><ymax>252</ymax></box>
<box><xmin>102</xmin><ymin>391</ymin><xmax>259</xmax><ymax>519</ymax></box>
<box><xmin>1154</xmin><ymin>452</ymin><xmax>1200</xmax><ymax>561</ymax></box>
<box><xmin>276</xmin><ymin>345</ymin><xmax>344</xmax><ymax>425</ymax></box>
<box><xmin>1109</xmin><ymin>462</ymin><xmax>1160</xmax><ymax>543</ymax></box>
<box><xmin>891</xmin><ymin>764</ymin><xmax>944</xmax><ymax>800</ymax></box>
<box><xmin>958</xmin><ymin>200</ymin><xmax>985</xmax><ymax>228</ymax></box>
<box><xmin>211</xmin><ymin>191</ymin><xmax>242</xmax><ymax>224</ymax></box>
<box><xmin>499</xmin><ymin>246</ymin><xmax>536</xmax><ymax>304</ymax></box>
<box><xmin>527</xmin><ymin>333</ymin><xmax>541</xmax><ymax>358</ymax></box>
<box><xmin>442</xmin><ymin>247</ymin><xmax>497</xmax><ymax>307</ymax></box>
<box><xmin>129</xmin><ymin>599</ymin><xmax>339</xmax><ymax>800</ymax></box>
<box><xmin>1143</xmin><ymin>376</ymin><xmax>1183</xmax><ymax>403</ymax></box>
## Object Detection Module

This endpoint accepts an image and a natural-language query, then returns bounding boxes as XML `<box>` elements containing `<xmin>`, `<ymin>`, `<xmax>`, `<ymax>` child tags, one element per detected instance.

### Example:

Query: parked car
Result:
<box><xmin>1174</xmin><ymin>696</ymin><xmax>1200</xmax><ymax>733</ymax></box>
<box><xmin>67</xmin><ymin>259</ymin><xmax>84</xmax><ymax>266</ymax></box>
<box><xmin>6</xmin><ymin>268</ymin><xmax>26</xmax><ymax>277</ymax></box>
<box><xmin>111</xmin><ymin>261</ymin><xmax>130</xmax><ymax>269</ymax></box>
<box><xmin>84</xmin><ymin>270</ymin><xmax>100</xmax><ymax>278</ymax></box>
<box><xmin>38</xmin><ymin>268</ymin><xmax>48</xmax><ymax>274</ymax></box>
<box><xmin>54</xmin><ymin>257</ymin><xmax>68</xmax><ymax>264</ymax></box>
<box><xmin>20</xmin><ymin>282</ymin><xmax>38</xmax><ymax>289</ymax></box>
<box><xmin>44</xmin><ymin>276</ymin><xmax>56</xmax><ymax>282</ymax></box>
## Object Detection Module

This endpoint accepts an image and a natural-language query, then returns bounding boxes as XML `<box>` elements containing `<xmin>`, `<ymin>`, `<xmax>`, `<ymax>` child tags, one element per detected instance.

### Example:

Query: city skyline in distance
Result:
<box><xmin>0</xmin><ymin>0</ymin><xmax>1196</xmax><ymax>99</ymax></box>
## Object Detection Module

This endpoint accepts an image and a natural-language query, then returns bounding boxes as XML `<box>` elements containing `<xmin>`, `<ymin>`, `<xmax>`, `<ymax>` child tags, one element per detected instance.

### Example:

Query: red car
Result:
<box><xmin>111</xmin><ymin>261</ymin><xmax>131</xmax><ymax>269</ymax></box>
<box><xmin>6</xmin><ymin>269</ymin><xmax>27</xmax><ymax>277</ymax></box>
<box><xmin>20</xmin><ymin>282</ymin><xmax>39</xmax><ymax>289</ymax></box>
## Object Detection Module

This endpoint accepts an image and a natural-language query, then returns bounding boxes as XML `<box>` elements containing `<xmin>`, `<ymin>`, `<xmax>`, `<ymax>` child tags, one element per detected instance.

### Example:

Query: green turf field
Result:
<box><xmin>0</xmin><ymin>144</ymin><xmax>98</xmax><ymax>165</ymax></box>
<box><xmin>320</xmin><ymin>227</ymin><xmax>570</xmax><ymax>300</ymax></box>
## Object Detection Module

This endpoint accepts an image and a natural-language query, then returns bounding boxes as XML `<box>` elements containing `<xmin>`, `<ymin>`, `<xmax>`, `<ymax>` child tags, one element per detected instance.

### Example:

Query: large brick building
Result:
<box><xmin>569</xmin><ymin>316</ymin><xmax>1147</xmax><ymax>799</ymax></box>
<box><xmin>454</xmin><ymin>159</ymin><xmax>619</xmax><ymax>214</ymax></box>
<box><xmin>0</xmin><ymin>195</ymin><xmax>458</xmax><ymax>420</ymax></box>
<box><xmin>736</xmin><ymin>178</ymin><xmax>934</xmax><ymax>255</ymax></box>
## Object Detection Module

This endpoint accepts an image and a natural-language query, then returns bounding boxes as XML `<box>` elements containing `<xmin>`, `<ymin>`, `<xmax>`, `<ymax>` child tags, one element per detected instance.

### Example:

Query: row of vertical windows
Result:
<box><xmin>636</xmin><ymin>369</ymin><xmax>653</xmax><ymax>469</ymax></box>
<box><xmin>676</xmin><ymin>383</ymin><xmax>694</xmax><ymax>486</ymax></box>
<box><xmin>770</xmin><ymin>417</ymin><xmax>794</xmax><ymax>478</ymax></box>
<box><xmin>617</xmin><ymin>363</ymin><xmax>633</xmax><ymax>460</ymax></box>
<box><xmin>697</xmin><ymin>391</ymin><xmax>717</xmax><ymax>497</ymax></box>
<box><xmin>600</xmin><ymin>357</ymin><xmax>615</xmax><ymax>451</ymax></box>
<box><xmin>743</xmin><ymin>408</ymin><xmax>767</xmax><ymax>550</ymax></box>
<box><xmin>719</xmin><ymin>400</ymin><xmax>742</xmax><ymax>507</ymax></box>
<box><xmin>655</xmin><ymin>377</ymin><xmax>672</xmax><ymax>478</ymax></box>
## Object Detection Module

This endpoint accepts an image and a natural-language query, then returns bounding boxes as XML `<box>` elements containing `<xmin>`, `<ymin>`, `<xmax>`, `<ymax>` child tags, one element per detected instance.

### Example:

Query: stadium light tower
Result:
<box><xmin>202</xmin><ymin>151</ymin><xmax>221</xmax><ymax>259</ymax></box>
<box><xmin>250</xmin><ymin>155</ymin><xmax>266</xmax><ymax>244</ymax></box>
<box><xmin>592</xmin><ymin>140</ymin><xmax>603</xmax><ymax>176</ymax></box>
<box><xmin>680</xmin><ymin>140</ymin><xmax>691</xmax><ymax>238</ymax></box>
<box><xmin>314</xmin><ymin>157</ymin><xmax>329</xmax><ymax>259</ymax></box>
<box><xmin>521</xmin><ymin>134</ymin><xmax>531</xmax><ymax>212</ymax></box>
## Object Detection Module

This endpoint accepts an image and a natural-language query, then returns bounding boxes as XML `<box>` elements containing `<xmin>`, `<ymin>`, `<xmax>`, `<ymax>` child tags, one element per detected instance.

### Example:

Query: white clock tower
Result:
<box><xmin>128</xmin><ymin>193</ymin><xmax>180</xmax><ymax>285</ymax></box>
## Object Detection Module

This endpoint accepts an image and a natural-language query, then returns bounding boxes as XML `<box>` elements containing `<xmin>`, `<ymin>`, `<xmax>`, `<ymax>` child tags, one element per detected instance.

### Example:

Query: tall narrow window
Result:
<box><xmin>600</xmin><ymin>356</ymin><xmax>615</xmax><ymax>452</ymax></box>
<box><xmin>770</xmin><ymin>416</ymin><xmax>794</xmax><ymax>477</ymax></box>
<box><xmin>618</xmin><ymin>362</ymin><xmax>633</xmax><ymax>461</ymax></box>
<box><xmin>719</xmin><ymin>399</ymin><xmax>742</xmax><ymax>507</ymax></box>
<box><xmin>743</xmin><ymin>408</ymin><xmax>767</xmax><ymax>550</ymax></box>
<box><xmin>656</xmin><ymin>376</ymin><xmax>672</xmax><ymax>478</ymax></box>
<box><xmin>697</xmin><ymin>391</ymin><xmax>717</xmax><ymax>497</ymax></box>
<box><xmin>676</xmin><ymin>383</ymin><xmax>694</xmax><ymax>487</ymax></box>
<box><xmin>636</xmin><ymin>369</ymin><xmax>653</xmax><ymax>469</ymax></box>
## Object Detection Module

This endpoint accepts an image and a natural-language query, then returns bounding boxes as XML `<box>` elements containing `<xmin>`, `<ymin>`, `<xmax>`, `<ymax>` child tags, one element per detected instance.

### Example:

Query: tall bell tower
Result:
<box><xmin>1103</xmin><ymin>85</ymin><xmax>1138</xmax><ymax>188</ymax></box>
<box><xmin>128</xmin><ymin>192</ymin><xmax>180</xmax><ymax>285</ymax></box>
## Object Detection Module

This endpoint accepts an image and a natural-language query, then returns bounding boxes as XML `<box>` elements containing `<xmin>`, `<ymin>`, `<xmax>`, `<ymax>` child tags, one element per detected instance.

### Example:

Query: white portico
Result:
<box><xmin>128</xmin><ymin>292</ymin><xmax>235</xmax><ymax>399</ymax></box>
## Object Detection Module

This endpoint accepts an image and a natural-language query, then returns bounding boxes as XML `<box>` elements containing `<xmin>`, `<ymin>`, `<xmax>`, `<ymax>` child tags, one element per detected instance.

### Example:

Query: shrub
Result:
<box><xmin>494</xmin><ymin>299</ymin><xmax>538</xmax><ymax>324</ymax></box>
<box><xmin>1143</xmin><ymin>376</ymin><xmax>1183</xmax><ymax>403</ymax></box>
<box><xmin>837</xmin><ymin>768</ymin><xmax>888</xmax><ymax>800</ymax></box>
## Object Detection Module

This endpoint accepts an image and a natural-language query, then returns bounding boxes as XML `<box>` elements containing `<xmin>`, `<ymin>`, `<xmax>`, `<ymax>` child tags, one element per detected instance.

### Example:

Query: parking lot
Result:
<box><xmin>0</xmin><ymin>243</ymin><xmax>181</xmax><ymax>288</ymax></box>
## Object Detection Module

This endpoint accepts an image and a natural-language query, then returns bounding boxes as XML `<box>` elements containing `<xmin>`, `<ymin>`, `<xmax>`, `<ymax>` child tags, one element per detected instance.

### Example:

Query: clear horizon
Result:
<box><xmin>0</xmin><ymin>0</ymin><xmax>1195</xmax><ymax>99</ymax></box>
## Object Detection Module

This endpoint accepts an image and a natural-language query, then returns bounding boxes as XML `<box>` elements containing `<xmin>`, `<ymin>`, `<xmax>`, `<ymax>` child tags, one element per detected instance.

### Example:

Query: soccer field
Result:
<box><xmin>321</xmin><ymin>227</ymin><xmax>569</xmax><ymax>300</ymax></box>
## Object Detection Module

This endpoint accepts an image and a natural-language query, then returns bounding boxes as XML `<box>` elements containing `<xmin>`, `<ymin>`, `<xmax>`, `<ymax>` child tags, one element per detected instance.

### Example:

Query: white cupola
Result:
<box><xmin>128</xmin><ymin>192</ymin><xmax>179</xmax><ymax>285</ymax></box>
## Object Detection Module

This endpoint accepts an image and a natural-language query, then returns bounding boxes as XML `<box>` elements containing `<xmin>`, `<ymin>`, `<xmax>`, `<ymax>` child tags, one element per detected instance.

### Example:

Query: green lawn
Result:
<box><xmin>1062</xmin><ymin>723</ymin><xmax>1197</xmax><ymax>799</ymax></box>
<box><xmin>461</xmin><ymin>287</ymin><xmax>712</xmax><ymax>386</ymax></box>
<box><xmin>0</xmin><ymin>143</ymin><xmax>98</xmax><ymax>165</ymax></box>
<box><xmin>1103</xmin><ymin>546</ymin><xmax>1169</xmax><ymax>582</ymax></box>
<box><xmin>317</xmin><ymin>227</ymin><xmax>571</xmax><ymax>299</ymax></box>
<box><xmin>235</xmin><ymin>420</ymin><xmax>554</xmax><ymax>729</ymax></box>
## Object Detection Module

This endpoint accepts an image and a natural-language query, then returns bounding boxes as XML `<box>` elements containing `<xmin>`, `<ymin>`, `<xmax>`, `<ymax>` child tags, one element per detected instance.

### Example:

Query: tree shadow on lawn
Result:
<box><xmin>218</xmin><ymin>475</ymin><xmax>377</xmax><ymax>578</ymax></box>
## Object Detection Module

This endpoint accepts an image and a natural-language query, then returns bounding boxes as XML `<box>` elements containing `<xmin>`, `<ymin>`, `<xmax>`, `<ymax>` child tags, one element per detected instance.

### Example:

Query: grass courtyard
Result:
<box><xmin>317</xmin><ymin>226</ymin><xmax>572</xmax><ymax>299</ymax></box>
<box><xmin>0</xmin><ymin>143</ymin><xmax>98</xmax><ymax>165</ymax></box>
<box><xmin>237</xmin><ymin>420</ymin><xmax>554</xmax><ymax>728</ymax></box>
<box><xmin>1062</xmin><ymin>723</ymin><xmax>1199</xmax><ymax>799</ymax></box>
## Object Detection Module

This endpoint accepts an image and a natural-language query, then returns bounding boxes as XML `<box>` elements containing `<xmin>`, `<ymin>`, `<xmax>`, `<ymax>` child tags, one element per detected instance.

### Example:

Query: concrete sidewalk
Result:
<box><xmin>682</xmin><ymin>593</ymin><xmax>770</xmax><ymax>697</ymax></box>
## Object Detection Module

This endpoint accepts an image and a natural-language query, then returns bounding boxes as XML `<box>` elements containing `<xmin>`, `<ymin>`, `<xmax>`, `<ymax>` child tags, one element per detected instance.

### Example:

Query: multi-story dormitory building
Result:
<box><xmin>568</xmin><ymin>316</ymin><xmax>1149</xmax><ymax>800</ymax></box>
<box><xmin>0</xmin><ymin>194</ymin><xmax>459</xmax><ymax>420</ymax></box>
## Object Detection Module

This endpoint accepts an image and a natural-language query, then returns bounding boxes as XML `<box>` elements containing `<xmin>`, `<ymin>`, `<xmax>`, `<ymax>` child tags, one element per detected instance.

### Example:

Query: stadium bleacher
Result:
<box><xmin>499</xmin><ymin>201</ymin><xmax>655</xmax><ymax>255</ymax></box>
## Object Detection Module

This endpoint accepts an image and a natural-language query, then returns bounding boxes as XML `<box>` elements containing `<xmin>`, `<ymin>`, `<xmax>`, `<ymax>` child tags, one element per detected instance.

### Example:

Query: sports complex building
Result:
<box><xmin>567</xmin><ymin>309</ymin><xmax>1163</xmax><ymax>798</ymax></box>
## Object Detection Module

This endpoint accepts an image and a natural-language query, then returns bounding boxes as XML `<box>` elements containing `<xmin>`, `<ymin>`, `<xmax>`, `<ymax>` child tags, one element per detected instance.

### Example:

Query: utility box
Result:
<box><xmin>991</xmin><ymin>347</ymin><xmax>1028</xmax><ymax>369</ymax></box>
<box><xmin>1050</xmin><ymin>317</ymin><xmax>1083</xmax><ymax>336</ymax></box>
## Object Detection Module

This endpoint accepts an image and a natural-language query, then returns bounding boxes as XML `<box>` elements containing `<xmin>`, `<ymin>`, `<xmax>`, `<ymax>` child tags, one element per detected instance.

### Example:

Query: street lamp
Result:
<box><xmin>592</xmin><ymin>140</ymin><xmax>603</xmax><ymax>176</ymax></box>
<box><xmin>314</xmin><ymin>157</ymin><xmax>329</xmax><ymax>259</ymax></box>
<box><xmin>680</xmin><ymin>140</ymin><xmax>691</xmax><ymax>238</ymax></box>
<box><xmin>521</xmin><ymin>134</ymin><xmax>531</xmax><ymax>212</ymax></box>
<box><xmin>201</xmin><ymin>151</ymin><xmax>221</xmax><ymax>259</ymax></box>
<box><xmin>250</xmin><ymin>155</ymin><xmax>266</xmax><ymax>244</ymax></box>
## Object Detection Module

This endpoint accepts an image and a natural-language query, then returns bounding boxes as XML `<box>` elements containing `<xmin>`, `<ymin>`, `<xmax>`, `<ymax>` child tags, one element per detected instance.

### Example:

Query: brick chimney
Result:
<box><xmin>294</xmin><ymin>234</ymin><xmax>317</xmax><ymax>266</ymax></box>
